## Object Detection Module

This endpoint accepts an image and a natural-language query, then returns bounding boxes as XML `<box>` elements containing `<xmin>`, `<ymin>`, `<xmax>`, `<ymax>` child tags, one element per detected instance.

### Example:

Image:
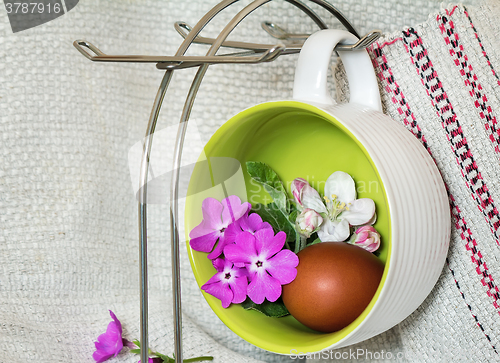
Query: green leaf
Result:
<box><xmin>252</xmin><ymin>203</ymin><xmax>295</xmax><ymax>244</ymax></box>
<box><xmin>158</xmin><ymin>353</ymin><xmax>175</xmax><ymax>363</ymax></box>
<box><xmin>133</xmin><ymin>340</ymin><xmax>141</xmax><ymax>348</ymax></box>
<box><xmin>288</xmin><ymin>209</ymin><xmax>299</xmax><ymax>225</ymax></box>
<box><xmin>246</xmin><ymin>161</ymin><xmax>289</xmax><ymax>213</ymax></box>
<box><xmin>154</xmin><ymin>352</ymin><xmax>172</xmax><ymax>361</ymax></box>
<box><xmin>308</xmin><ymin>237</ymin><xmax>322</xmax><ymax>246</ymax></box>
<box><xmin>242</xmin><ymin>297</ymin><xmax>290</xmax><ymax>317</ymax></box>
<box><xmin>129</xmin><ymin>349</ymin><xmax>141</xmax><ymax>354</ymax></box>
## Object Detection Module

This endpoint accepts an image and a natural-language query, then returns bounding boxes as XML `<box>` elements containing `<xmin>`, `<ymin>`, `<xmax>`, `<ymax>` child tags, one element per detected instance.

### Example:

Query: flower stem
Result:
<box><xmin>183</xmin><ymin>356</ymin><xmax>214</xmax><ymax>362</ymax></box>
<box><xmin>293</xmin><ymin>230</ymin><xmax>301</xmax><ymax>254</ymax></box>
<box><xmin>294</xmin><ymin>235</ymin><xmax>308</xmax><ymax>253</ymax></box>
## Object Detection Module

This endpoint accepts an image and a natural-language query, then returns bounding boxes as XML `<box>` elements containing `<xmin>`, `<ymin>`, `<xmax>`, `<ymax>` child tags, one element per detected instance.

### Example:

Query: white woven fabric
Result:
<box><xmin>0</xmin><ymin>0</ymin><xmax>493</xmax><ymax>362</ymax></box>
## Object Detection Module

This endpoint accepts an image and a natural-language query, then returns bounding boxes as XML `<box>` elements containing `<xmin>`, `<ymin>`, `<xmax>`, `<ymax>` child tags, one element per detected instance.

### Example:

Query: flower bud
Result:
<box><xmin>296</xmin><ymin>208</ymin><xmax>323</xmax><ymax>238</ymax></box>
<box><xmin>291</xmin><ymin>178</ymin><xmax>309</xmax><ymax>207</ymax></box>
<box><xmin>351</xmin><ymin>226</ymin><xmax>381</xmax><ymax>252</ymax></box>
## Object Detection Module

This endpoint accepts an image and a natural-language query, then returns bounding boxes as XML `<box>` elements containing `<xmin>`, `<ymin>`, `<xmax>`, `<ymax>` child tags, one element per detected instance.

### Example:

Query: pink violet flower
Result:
<box><xmin>206</xmin><ymin>220</ymin><xmax>243</xmax><ymax>261</ymax></box>
<box><xmin>350</xmin><ymin>225</ymin><xmax>381</xmax><ymax>252</ymax></box>
<box><xmin>201</xmin><ymin>258</ymin><xmax>249</xmax><ymax>308</ymax></box>
<box><xmin>189</xmin><ymin>196</ymin><xmax>250</xmax><ymax>259</ymax></box>
<box><xmin>207</xmin><ymin>212</ymin><xmax>273</xmax><ymax>262</ymax></box>
<box><xmin>218</xmin><ymin>212</ymin><xmax>274</xmax><ymax>267</ymax></box>
<box><xmin>93</xmin><ymin>310</ymin><xmax>126</xmax><ymax>363</ymax></box>
<box><xmin>224</xmin><ymin>229</ymin><xmax>299</xmax><ymax>304</ymax></box>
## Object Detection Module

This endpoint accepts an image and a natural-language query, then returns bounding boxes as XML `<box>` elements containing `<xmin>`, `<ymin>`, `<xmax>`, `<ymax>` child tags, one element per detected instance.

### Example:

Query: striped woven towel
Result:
<box><xmin>332</xmin><ymin>2</ymin><xmax>500</xmax><ymax>361</ymax></box>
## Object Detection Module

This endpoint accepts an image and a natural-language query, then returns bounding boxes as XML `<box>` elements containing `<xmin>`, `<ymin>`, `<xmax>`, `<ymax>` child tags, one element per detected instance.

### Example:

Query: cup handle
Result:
<box><xmin>293</xmin><ymin>29</ymin><xmax>382</xmax><ymax>111</ymax></box>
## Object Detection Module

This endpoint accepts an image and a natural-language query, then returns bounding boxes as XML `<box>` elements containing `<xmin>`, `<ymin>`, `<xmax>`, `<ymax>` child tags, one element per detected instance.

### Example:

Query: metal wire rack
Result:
<box><xmin>73</xmin><ymin>1</ymin><xmax>381</xmax><ymax>362</ymax></box>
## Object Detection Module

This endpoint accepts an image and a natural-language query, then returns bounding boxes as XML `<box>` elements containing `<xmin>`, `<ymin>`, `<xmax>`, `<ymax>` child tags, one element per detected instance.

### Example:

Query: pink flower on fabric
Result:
<box><xmin>189</xmin><ymin>196</ymin><xmax>250</xmax><ymax>259</ymax></box>
<box><xmin>351</xmin><ymin>225</ymin><xmax>381</xmax><ymax>252</ymax></box>
<box><xmin>201</xmin><ymin>258</ymin><xmax>249</xmax><ymax>308</ymax></box>
<box><xmin>93</xmin><ymin>310</ymin><xmax>124</xmax><ymax>362</ymax></box>
<box><xmin>224</xmin><ymin>229</ymin><xmax>299</xmax><ymax>304</ymax></box>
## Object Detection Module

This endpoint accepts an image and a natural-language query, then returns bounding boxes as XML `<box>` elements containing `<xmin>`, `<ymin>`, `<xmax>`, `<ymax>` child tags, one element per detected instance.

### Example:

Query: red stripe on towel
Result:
<box><xmin>438</xmin><ymin>13</ymin><xmax>500</xmax><ymax>155</ymax></box>
<box><xmin>370</xmin><ymin>46</ymin><xmax>430</xmax><ymax>151</ymax></box>
<box><xmin>463</xmin><ymin>7</ymin><xmax>500</xmax><ymax>86</ymax></box>
<box><xmin>370</xmin><ymin>41</ymin><xmax>499</xmax><ymax>352</ymax></box>
<box><xmin>401</xmin><ymin>28</ymin><xmax>500</xmax><ymax>312</ymax></box>
<box><xmin>402</xmin><ymin>27</ymin><xmax>500</xmax><ymax>244</ymax></box>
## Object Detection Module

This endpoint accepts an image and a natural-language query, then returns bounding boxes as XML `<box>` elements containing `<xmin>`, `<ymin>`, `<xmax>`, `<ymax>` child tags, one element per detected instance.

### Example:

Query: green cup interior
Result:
<box><xmin>185</xmin><ymin>101</ymin><xmax>391</xmax><ymax>354</ymax></box>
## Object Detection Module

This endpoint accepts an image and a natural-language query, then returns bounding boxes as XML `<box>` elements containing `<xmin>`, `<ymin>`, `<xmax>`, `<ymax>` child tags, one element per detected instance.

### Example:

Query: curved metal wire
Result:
<box><xmin>307</xmin><ymin>0</ymin><xmax>359</xmax><ymax>37</ymax></box>
<box><xmin>138</xmin><ymin>2</ymin><xmax>242</xmax><ymax>362</ymax></box>
<box><xmin>169</xmin><ymin>2</ymin><xmax>273</xmax><ymax>361</ymax></box>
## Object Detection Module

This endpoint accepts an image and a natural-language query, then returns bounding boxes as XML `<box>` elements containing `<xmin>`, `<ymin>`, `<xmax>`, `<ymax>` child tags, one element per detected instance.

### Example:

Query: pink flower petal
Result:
<box><xmin>94</xmin><ymin>326</ymin><xmax>120</xmax><ymax>352</ymax></box>
<box><xmin>189</xmin><ymin>230</ymin><xmax>220</xmax><ymax>253</ymax></box>
<box><xmin>230</xmin><ymin>275</ymin><xmax>249</xmax><ymax>304</ymax></box>
<box><xmin>221</xmin><ymin>196</ymin><xmax>251</xmax><ymax>226</ymax></box>
<box><xmin>246</xmin><ymin>213</ymin><xmax>262</xmax><ymax>231</ymax></box>
<box><xmin>93</xmin><ymin>311</ymin><xmax>124</xmax><ymax>362</ymax></box>
<box><xmin>237</xmin><ymin>214</ymin><xmax>252</xmax><ymax>233</ymax></box>
<box><xmin>202</xmin><ymin>278</ymin><xmax>233</xmax><ymax>308</ymax></box>
<box><xmin>212</xmin><ymin>257</ymin><xmax>225</xmax><ymax>272</ymax></box>
<box><xmin>266</xmin><ymin>249</ymin><xmax>299</xmax><ymax>284</ymax></box>
<box><xmin>247</xmin><ymin>269</ymin><xmax>281</xmax><ymax>304</ymax></box>
<box><xmin>202</xmin><ymin>270</ymin><xmax>223</xmax><ymax>286</ymax></box>
<box><xmin>365</xmin><ymin>242</ymin><xmax>380</xmax><ymax>253</ymax></box>
<box><xmin>224</xmin><ymin>232</ymin><xmax>256</xmax><ymax>264</ymax></box>
<box><xmin>291</xmin><ymin>178</ymin><xmax>309</xmax><ymax>206</ymax></box>
<box><xmin>253</xmin><ymin>228</ymin><xmax>274</xmax><ymax>257</ymax></box>
<box><xmin>108</xmin><ymin>310</ymin><xmax>122</xmax><ymax>333</ymax></box>
<box><xmin>207</xmin><ymin>235</ymin><xmax>230</xmax><ymax>260</ymax></box>
<box><xmin>254</xmin><ymin>229</ymin><xmax>285</xmax><ymax>259</ymax></box>
<box><xmin>200</xmin><ymin>198</ymin><xmax>225</xmax><ymax>230</ymax></box>
<box><xmin>189</xmin><ymin>220</ymin><xmax>217</xmax><ymax>239</ymax></box>
<box><xmin>356</xmin><ymin>231</ymin><xmax>369</xmax><ymax>241</ymax></box>
<box><xmin>242</xmin><ymin>213</ymin><xmax>272</xmax><ymax>233</ymax></box>
<box><xmin>356</xmin><ymin>225</ymin><xmax>377</xmax><ymax>233</ymax></box>
<box><xmin>93</xmin><ymin>349</ymin><xmax>113</xmax><ymax>363</ymax></box>
<box><xmin>223</xmin><ymin>221</ymin><xmax>242</xmax><ymax>243</ymax></box>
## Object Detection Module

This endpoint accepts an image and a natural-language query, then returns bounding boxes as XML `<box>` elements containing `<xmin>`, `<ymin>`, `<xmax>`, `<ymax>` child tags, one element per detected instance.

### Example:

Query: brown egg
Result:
<box><xmin>282</xmin><ymin>242</ymin><xmax>384</xmax><ymax>333</ymax></box>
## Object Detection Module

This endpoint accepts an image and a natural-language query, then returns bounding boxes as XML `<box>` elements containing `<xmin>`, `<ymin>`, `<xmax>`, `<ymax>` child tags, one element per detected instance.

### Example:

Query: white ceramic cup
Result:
<box><xmin>291</xmin><ymin>28</ymin><xmax>451</xmax><ymax>349</ymax></box>
<box><xmin>186</xmin><ymin>28</ymin><xmax>451</xmax><ymax>353</ymax></box>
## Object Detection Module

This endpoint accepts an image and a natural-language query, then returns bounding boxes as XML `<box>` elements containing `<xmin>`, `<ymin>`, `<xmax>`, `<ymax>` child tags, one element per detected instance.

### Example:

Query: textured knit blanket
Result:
<box><xmin>0</xmin><ymin>0</ymin><xmax>498</xmax><ymax>362</ymax></box>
